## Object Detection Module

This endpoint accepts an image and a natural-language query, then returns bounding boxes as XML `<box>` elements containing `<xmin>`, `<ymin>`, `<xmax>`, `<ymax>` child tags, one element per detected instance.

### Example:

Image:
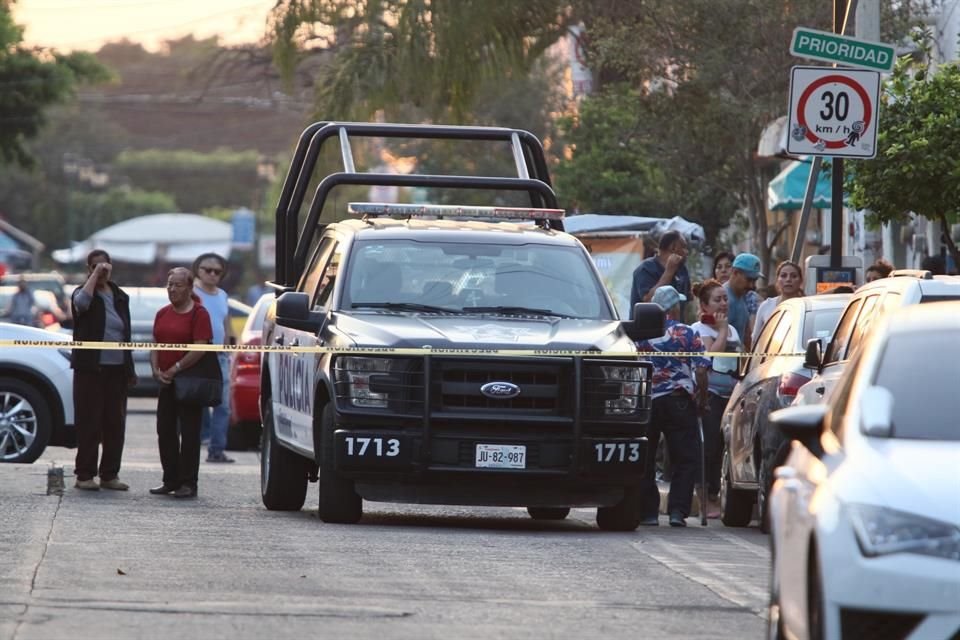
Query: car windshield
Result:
<box><xmin>342</xmin><ymin>239</ymin><xmax>613</xmax><ymax>320</ymax></box>
<box><xmin>872</xmin><ymin>331</ymin><xmax>960</xmax><ymax>440</ymax></box>
<box><xmin>802</xmin><ymin>306</ymin><xmax>843</xmax><ymax>343</ymax></box>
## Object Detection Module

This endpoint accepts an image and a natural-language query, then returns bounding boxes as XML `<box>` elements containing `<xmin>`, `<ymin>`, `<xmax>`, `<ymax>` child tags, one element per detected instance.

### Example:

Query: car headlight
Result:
<box><xmin>333</xmin><ymin>357</ymin><xmax>393</xmax><ymax>408</ymax></box>
<box><xmin>599</xmin><ymin>365</ymin><xmax>642</xmax><ymax>416</ymax></box>
<box><xmin>848</xmin><ymin>503</ymin><xmax>960</xmax><ymax>561</ymax></box>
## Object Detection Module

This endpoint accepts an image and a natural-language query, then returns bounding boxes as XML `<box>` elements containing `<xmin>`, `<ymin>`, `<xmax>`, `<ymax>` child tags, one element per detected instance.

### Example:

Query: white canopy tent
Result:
<box><xmin>52</xmin><ymin>214</ymin><xmax>233</xmax><ymax>265</ymax></box>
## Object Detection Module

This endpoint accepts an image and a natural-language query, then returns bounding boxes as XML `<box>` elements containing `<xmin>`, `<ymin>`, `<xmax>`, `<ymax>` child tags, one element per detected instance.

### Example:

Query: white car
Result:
<box><xmin>0</xmin><ymin>323</ymin><xmax>74</xmax><ymax>463</ymax></box>
<box><xmin>767</xmin><ymin>302</ymin><xmax>960</xmax><ymax>640</ymax></box>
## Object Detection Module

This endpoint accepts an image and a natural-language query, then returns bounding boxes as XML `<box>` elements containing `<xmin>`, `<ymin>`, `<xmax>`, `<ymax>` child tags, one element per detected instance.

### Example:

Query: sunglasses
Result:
<box><xmin>200</xmin><ymin>266</ymin><xmax>223</xmax><ymax>276</ymax></box>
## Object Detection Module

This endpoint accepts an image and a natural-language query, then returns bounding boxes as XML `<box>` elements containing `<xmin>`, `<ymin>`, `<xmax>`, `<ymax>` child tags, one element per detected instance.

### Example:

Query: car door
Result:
<box><xmin>729</xmin><ymin>310</ymin><xmax>785</xmax><ymax>485</ymax></box>
<box><xmin>270</xmin><ymin>235</ymin><xmax>339</xmax><ymax>455</ymax></box>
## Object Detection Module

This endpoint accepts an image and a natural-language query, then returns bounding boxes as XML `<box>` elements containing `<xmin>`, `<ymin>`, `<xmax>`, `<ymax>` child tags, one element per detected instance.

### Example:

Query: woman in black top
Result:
<box><xmin>71</xmin><ymin>250</ymin><xmax>136</xmax><ymax>491</ymax></box>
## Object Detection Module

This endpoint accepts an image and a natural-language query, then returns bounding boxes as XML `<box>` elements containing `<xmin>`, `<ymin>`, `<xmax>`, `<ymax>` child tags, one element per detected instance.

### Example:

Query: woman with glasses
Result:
<box><xmin>191</xmin><ymin>253</ymin><xmax>236</xmax><ymax>463</ymax></box>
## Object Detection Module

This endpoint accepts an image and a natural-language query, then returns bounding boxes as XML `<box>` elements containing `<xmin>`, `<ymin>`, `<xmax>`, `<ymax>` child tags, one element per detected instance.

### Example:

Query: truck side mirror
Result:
<box><xmin>622</xmin><ymin>303</ymin><xmax>664</xmax><ymax>342</ymax></box>
<box><xmin>803</xmin><ymin>338</ymin><xmax>823</xmax><ymax>372</ymax></box>
<box><xmin>275</xmin><ymin>292</ymin><xmax>323</xmax><ymax>333</ymax></box>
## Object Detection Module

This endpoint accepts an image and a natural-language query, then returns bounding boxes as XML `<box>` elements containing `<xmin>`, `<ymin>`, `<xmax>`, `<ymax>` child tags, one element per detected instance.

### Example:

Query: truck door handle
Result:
<box><xmin>274</xmin><ymin>334</ymin><xmax>284</xmax><ymax>345</ymax></box>
<box><xmin>289</xmin><ymin>338</ymin><xmax>299</xmax><ymax>347</ymax></box>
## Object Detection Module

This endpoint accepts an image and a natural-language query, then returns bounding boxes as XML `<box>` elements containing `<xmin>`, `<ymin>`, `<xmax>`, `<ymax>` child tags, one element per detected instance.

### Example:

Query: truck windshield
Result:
<box><xmin>342</xmin><ymin>239</ymin><xmax>614</xmax><ymax>320</ymax></box>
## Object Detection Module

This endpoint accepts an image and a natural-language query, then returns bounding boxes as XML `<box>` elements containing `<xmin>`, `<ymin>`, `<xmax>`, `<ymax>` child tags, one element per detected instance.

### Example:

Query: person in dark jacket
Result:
<box><xmin>71</xmin><ymin>250</ymin><xmax>137</xmax><ymax>491</ymax></box>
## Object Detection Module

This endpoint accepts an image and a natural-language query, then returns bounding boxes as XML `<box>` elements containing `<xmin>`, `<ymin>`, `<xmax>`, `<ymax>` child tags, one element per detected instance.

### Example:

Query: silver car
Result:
<box><xmin>720</xmin><ymin>293</ymin><xmax>849</xmax><ymax>531</ymax></box>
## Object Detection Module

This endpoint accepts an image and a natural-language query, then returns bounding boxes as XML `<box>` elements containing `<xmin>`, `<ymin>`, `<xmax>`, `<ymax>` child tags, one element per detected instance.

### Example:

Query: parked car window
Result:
<box><xmin>825</xmin><ymin>346</ymin><xmax>861</xmax><ymax>440</ymax></box>
<box><xmin>744</xmin><ymin>310</ymin><xmax>783</xmax><ymax>374</ymax></box>
<box><xmin>299</xmin><ymin>237</ymin><xmax>336</xmax><ymax>302</ymax></box>
<box><xmin>844</xmin><ymin>294</ymin><xmax>880</xmax><ymax>359</ymax></box>
<box><xmin>802</xmin><ymin>306</ymin><xmax>843</xmax><ymax>344</ymax></box>
<box><xmin>823</xmin><ymin>298</ymin><xmax>864</xmax><ymax>365</ymax></box>
<box><xmin>764</xmin><ymin>307</ymin><xmax>796</xmax><ymax>359</ymax></box>
<box><xmin>873</xmin><ymin>331</ymin><xmax>960</xmax><ymax>441</ymax></box>
<box><xmin>881</xmin><ymin>291</ymin><xmax>902</xmax><ymax>313</ymax></box>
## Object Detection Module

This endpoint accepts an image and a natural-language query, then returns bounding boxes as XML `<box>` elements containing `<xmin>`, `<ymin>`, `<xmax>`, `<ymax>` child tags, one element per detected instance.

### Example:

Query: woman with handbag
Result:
<box><xmin>149</xmin><ymin>267</ymin><xmax>216</xmax><ymax>499</ymax></box>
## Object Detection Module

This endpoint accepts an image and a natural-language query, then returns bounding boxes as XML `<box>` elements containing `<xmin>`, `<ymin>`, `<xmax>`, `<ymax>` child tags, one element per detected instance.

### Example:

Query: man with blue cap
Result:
<box><xmin>635</xmin><ymin>285</ymin><xmax>711</xmax><ymax>528</ymax></box>
<box><xmin>725</xmin><ymin>253</ymin><xmax>762</xmax><ymax>350</ymax></box>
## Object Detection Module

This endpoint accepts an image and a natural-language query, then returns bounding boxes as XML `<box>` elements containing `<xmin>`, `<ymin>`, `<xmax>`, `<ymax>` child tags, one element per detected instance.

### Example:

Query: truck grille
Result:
<box><xmin>432</xmin><ymin>359</ymin><xmax>571</xmax><ymax>415</ymax></box>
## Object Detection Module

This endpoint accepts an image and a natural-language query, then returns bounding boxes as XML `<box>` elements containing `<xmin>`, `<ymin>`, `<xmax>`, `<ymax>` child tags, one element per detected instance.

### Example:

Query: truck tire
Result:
<box><xmin>720</xmin><ymin>444</ymin><xmax>754</xmax><ymax>527</ymax></box>
<box><xmin>318</xmin><ymin>403</ymin><xmax>362</xmax><ymax>524</ymax></box>
<box><xmin>260</xmin><ymin>401</ymin><xmax>308</xmax><ymax>511</ymax></box>
<box><xmin>527</xmin><ymin>507</ymin><xmax>570</xmax><ymax>520</ymax></box>
<box><xmin>0</xmin><ymin>377</ymin><xmax>52</xmax><ymax>464</ymax></box>
<box><xmin>596</xmin><ymin>487</ymin><xmax>642</xmax><ymax>531</ymax></box>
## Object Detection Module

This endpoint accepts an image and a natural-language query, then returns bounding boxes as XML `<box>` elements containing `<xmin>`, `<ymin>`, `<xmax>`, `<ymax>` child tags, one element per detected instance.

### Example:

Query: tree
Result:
<box><xmin>846</xmin><ymin>42</ymin><xmax>960</xmax><ymax>269</ymax></box>
<box><xmin>0</xmin><ymin>2</ymin><xmax>110</xmax><ymax>166</ymax></box>
<box><xmin>269</xmin><ymin>0</ymin><xmax>570</xmax><ymax>121</ymax></box>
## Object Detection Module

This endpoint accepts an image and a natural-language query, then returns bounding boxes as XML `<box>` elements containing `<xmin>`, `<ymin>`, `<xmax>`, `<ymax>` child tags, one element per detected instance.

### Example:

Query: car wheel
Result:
<box><xmin>260</xmin><ymin>401</ymin><xmax>308</xmax><ymax>511</ymax></box>
<box><xmin>596</xmin><ymin>486</ymin><xmax>642</xmax><ymax>531</ymax></box>
<box><xmin>318</xmin><ymin>403</ymin><xmax>362</xmax><ymax>524</ymax></box>
<box><xmin>807</xmin><ymin>546</ymin><xmax>825</xmax><ymax>640</ymax></box>
<box><xmin>0</xmin><ymin>377</ymin><xmax>52</xmax><ymax>464</ymax></box>
<box><xmin>720</xmin><ymin>444</ymin><xmax>754</xmax><ymax>527</ymax></box>
<box><xmin>527</xmin><ymin>507</ymin><xmax>570</xmax><ymax>521</ymax></box>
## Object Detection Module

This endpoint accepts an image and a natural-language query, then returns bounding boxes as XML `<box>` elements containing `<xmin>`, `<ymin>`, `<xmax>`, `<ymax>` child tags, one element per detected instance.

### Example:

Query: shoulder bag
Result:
<box><xmin>172</xmin><ymin>306</ymin><xmax>223</xmax><ymax>407</ymax></box>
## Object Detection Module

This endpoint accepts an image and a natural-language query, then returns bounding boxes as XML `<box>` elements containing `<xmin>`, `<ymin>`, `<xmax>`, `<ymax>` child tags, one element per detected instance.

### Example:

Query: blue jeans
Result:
<box><xmin>201</xmin><ymin>354</ymin><xmax>231</xmax><ymax>455</ymax></box>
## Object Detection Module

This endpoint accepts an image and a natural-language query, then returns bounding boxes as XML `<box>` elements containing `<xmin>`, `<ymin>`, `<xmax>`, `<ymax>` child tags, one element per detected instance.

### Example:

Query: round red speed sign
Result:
<box><xmin>796</xmin><ymin>73</ymin><xmax>872</xmax><ymax>149</ymax></box>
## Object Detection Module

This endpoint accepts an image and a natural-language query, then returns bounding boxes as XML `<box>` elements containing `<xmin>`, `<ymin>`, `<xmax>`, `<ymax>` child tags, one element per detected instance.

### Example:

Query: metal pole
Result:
<box><xmin>831</xmin><ymin>0</ymin><xmax>855</xmax><ymax>268</ymax></box>
<box><xmin>791</xmin><ymin>157</ymin><xmax>823</xmax><ymax>264</ymax></box>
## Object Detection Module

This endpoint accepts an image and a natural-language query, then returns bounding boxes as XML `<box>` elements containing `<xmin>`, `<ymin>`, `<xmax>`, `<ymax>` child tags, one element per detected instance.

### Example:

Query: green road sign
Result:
<box><xmin>791</xmin><ymin>27</ymin><xmax>895</xmax><ymax>72</ymax></box>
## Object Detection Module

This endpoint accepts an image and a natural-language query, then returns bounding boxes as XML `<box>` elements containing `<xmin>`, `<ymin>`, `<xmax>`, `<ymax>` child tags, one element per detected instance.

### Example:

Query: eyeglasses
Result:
<box><xmin>200</xmin><ymin>266</ymin><xmax>223</xmax><ymax>276</ymax></box>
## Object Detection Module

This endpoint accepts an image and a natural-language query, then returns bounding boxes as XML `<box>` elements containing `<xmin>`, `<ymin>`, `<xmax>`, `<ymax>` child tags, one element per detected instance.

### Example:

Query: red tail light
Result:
<box><xmin>235</xmin><ymin>336</ymin><xmax>261</xmax><ymax>371</ymax></box>
<box><xmin>777</xmin><ymin>371</ymin><xmax>810</xmax><ymax>406</ymax></box>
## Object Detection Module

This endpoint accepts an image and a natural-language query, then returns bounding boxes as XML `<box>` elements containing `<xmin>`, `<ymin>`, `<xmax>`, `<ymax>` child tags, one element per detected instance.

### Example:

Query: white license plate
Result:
<box><xmin>475</xmin><ymin>444</ymin><xmax>526</xmax><ymax>469</ymax></box>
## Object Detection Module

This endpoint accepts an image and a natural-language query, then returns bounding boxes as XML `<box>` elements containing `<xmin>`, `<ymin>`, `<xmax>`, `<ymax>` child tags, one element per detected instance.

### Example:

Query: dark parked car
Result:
<box><xmin>720</xmin><ymin>293</ymin><xmax>849</xmax><ymax>531</ymax></box>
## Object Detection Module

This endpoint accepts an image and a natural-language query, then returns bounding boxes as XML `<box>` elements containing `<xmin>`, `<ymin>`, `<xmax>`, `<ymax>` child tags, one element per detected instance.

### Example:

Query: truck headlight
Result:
<box><xmin>848</xmin><ymin>503</ymin><xmax>960</xmax><ymax>561</ymax></box>
<box><xmin>334</xmin><ymin>357</ymin><xmax>393</xmax><ymax>408</ymax></box>
<box><xmin>600</xmin><ymin>365</ymin><xmax>641</xmax><ymax>416</ymax></box>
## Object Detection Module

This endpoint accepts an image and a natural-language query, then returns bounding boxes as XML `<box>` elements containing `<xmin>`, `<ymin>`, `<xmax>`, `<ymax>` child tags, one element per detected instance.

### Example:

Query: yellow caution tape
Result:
<box><xmin>0</xmin><ymin>338</ymin><xmax>803</xmax><ymax>359</ymax></box>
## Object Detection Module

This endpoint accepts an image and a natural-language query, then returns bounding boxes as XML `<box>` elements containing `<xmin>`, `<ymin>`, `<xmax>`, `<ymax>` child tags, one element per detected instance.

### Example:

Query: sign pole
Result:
<box><xmin>791</xmin><ymin>156</ymin><xmax>824</xmax><ymax>264</ymax></box>
<box><xmin>831</xmin><ymin>0</ymin><xmax>854</xmax><ymax>269</ymax></box>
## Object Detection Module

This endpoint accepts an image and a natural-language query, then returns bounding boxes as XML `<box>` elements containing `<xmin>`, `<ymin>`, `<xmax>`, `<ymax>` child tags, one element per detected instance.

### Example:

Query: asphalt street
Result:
<box><xmin>1</xmin><ymin>397</ymin><xmax>770</xmax><ymax>639</ymax></box>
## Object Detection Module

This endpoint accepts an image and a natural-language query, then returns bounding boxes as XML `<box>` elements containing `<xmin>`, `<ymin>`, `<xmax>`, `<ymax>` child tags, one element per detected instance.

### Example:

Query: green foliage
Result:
<box><xmin>0</xmin><ymin>4</ymin><xmax>111</xmax><ymax>166</ymax></box>
<box><xmin>269</xmin><ymin>0</ymin><xmax>569</xmax><ymax>120</ymax></box>
<box><xmin>846</xmin><ymin>40</ymin><xmax>960</xmax><ymax>266</ymax></box>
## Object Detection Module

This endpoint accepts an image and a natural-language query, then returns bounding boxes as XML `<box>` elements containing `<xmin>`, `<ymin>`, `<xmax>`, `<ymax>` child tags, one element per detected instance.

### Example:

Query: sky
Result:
<box><xmin>12</xmin><ymin>0</ymin><xmax>277</xmax><ymax>52</ymax></box>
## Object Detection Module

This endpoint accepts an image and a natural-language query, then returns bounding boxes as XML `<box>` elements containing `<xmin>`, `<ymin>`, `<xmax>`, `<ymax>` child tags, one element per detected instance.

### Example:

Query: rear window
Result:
<box><xmin>873</xmin><ymin>332</ymin><xmax>960</xmax><ymax>440</ymax></box>
<box><xmin>920</xmin><ymin>295</ymin><xmax>960</xmax><ymax>303</ymax></box>
<box><xmin>802</xmin><ymin>306</ymin><xmax>843</xmax><ymax>343</ymax></box>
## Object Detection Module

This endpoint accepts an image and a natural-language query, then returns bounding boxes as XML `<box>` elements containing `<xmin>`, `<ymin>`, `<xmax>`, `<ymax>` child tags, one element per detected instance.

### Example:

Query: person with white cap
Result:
<box><xmin>725</xmin><ymin>252</ymin><xmax>762</xmax><ymax>350</ymax></box>
<box><xmin>635</xmin><ymin>285</ymin><xmax>711</xmax><ymax>527</ymax></box>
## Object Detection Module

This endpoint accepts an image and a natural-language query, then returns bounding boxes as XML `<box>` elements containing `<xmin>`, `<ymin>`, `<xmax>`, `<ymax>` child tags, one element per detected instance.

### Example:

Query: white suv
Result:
<box><xmin>0</xmin><ymin>323</ymin><xmax>74</xmax><ymax>463</ymax></box>
<box><xmin>797</xmin><ymin>270</ymin><xmax>960</xmax><ymax>406</ymax></box>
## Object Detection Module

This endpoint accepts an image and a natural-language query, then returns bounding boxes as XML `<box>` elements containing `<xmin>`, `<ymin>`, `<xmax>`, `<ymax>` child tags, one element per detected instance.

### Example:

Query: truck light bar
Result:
<box><xmin>348</xmin><ymin>202</ymin><xmax>565</xmax><ymax>221</ymax></box>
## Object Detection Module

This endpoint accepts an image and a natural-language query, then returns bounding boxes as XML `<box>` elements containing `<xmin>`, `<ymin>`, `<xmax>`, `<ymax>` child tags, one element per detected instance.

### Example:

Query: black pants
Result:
<box><xmin>702</xmin><ymin>393</ymin><xmax>730</xmax><ymax>497</ymax></box>
<box><xmin>73</xmin><ymin>367</ymin><xmax>128</xmax><ymax>481</ymax></box>
<box><xmin>639</xmin><ymin>393</ymin><xmax>700</xmax><ymax>519</ymax></box>
<box><xmin>156</xmin><ymin>384</ymin><xmax>203</xmax><ymax>490</ymax></box>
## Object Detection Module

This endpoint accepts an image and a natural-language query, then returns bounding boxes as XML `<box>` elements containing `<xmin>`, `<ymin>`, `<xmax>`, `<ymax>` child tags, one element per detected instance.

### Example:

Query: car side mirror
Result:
<box><xmin>860</xmin><ymin>385</ymin><xmax>894</xmax><ymax>437</ymax></box>
<box><xmin>769</xmin><ymin>405</ymin><xmax>827</xmax><ymax>458</ymax></box>
<box><xmin>804</xmin><ymin>338</ymin><xmax>823</xmax><ymax>371</ymax></box>
<box><xmin>275</xmin><ymin>292</ymin><xmax>323</xmax><ymax>333</ymax></box>
<box><xmin>622</xmin><ymin>303</ymin><xmax>665</xmax><ymax>342</ymax></box>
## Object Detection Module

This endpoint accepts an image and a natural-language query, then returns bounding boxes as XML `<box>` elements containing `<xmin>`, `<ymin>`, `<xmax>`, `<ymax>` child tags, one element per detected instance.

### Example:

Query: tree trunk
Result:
<box><xmin>938</xmin><ymin>214</ymin><xmax>960</xmax><ymax>275</ymax></box>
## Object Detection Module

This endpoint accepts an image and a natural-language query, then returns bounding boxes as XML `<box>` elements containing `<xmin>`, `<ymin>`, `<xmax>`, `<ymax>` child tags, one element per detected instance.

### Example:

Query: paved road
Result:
<box><xmin>1</xmin><ymin>398</ymin><xmax>769</xmax><ymax>639</ymax></box>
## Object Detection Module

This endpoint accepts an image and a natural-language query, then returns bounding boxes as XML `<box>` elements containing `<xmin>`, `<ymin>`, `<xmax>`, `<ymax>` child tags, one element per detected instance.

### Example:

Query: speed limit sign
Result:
<box><xmin>787</xmin><ymin>66</ymin><xmax>881</xmax><ymax>158</ymax></box>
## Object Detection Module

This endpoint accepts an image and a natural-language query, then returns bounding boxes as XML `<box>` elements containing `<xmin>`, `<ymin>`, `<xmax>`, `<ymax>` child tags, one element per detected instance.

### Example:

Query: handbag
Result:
<box><xmin>173</xmin><ymin>351</ymin><xmax>223</xmax><ymax>407</ymax></box>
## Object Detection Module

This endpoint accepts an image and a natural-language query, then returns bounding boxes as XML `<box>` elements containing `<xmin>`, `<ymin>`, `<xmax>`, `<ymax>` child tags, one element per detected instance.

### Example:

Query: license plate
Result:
<box><xmin>475</xmin><ymin>444</ymin><xmax>526</xmax><ymax>469</ymax></box>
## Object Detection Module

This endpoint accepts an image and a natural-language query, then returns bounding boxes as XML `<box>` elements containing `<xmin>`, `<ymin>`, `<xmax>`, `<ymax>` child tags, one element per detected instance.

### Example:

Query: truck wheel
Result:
<box><xmin>720</xmin><ymin>444</ymin><xmax>754</xmax><ymax>527</ymax></box>
<box><xmin>596</xmin><ymin>487</ymin><xmax>642</xmax><ymax>531</ymax></box>
<box><xmin>318</xmin><ymin>403</ymin><xmax>362</xmax><ymax>524</ymax></box>
<box><xmin>0</xmin><ymin>377</ymin><xmax>52</xmax><ymax>464</ymax></box>
<box><xmin>260</xmin><ymin>401</ymin><xmax>308</xmax><ymax>511</ymax></box>
<box><xmin>527</xmin><ymin>507</ymin><xmax>570</xmax><ymax>520</ymax></box>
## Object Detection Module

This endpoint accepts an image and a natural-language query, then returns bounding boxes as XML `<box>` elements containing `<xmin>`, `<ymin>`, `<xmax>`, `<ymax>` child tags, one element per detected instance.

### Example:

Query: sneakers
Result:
<box><xmin>75</xmin><ymin>478</ymin><xmax>99</xmax><ymax>491</ymax></box>
<box><xmin>99</xmin><ymin>478</ymin><xmax>129</xmax><ymax>491</ymax></box>
<box><xmin>206</xmin><ymin>452</ymin><xmax>235</xmax><ymax>463</ymax></box>
<box><xmin>174</xmin><ymin>486</ymin><xmax>197</xmax><ymax>498</ymax></box>
<box><xmin>669</xmin><ymin>511</ymin><xmax>688</xmax><ymax>528</ymax></box>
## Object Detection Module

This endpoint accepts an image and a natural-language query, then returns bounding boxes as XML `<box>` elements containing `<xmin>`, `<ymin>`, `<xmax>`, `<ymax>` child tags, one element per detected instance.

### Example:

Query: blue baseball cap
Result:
<box><xmin>651</xmin><ymin>285</ymin><xmax>686</xmax><ymax>311</ymax></box>
<box><xmin>732</xmin><ymin>253</ymin><xmax>762</xmax><ymax>279</ymax></box>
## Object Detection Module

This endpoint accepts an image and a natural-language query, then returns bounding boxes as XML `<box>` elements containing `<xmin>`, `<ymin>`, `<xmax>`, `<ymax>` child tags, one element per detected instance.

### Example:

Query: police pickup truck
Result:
<box><xmin>260</xmin><ymin>123</ymin><xmax>664</xmax><ymax>530</ymax></box>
